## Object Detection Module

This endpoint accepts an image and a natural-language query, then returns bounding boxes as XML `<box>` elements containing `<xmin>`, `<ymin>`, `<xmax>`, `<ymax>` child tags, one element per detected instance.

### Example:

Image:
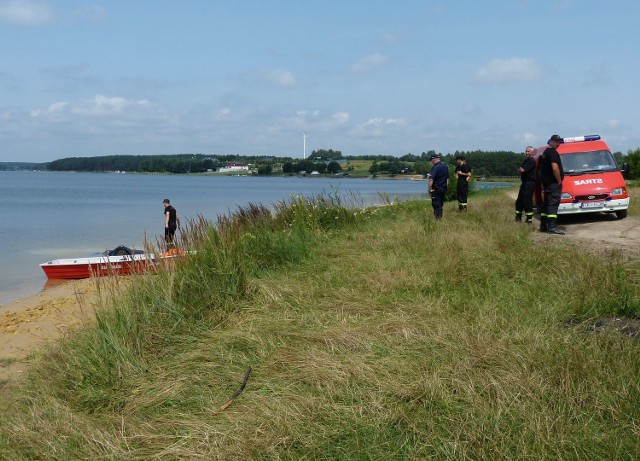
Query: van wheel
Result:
<box><xmin>616</xmin><ymin>210</ymin><xmax>628</xmax><ymax>219</ymax></box>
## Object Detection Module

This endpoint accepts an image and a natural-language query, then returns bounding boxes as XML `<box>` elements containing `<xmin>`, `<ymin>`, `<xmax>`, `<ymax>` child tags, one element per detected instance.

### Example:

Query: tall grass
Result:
<box><xmin>1</xmin><ymin>189</ymin><xmax>640</xmax><ymax>460</ymax></box>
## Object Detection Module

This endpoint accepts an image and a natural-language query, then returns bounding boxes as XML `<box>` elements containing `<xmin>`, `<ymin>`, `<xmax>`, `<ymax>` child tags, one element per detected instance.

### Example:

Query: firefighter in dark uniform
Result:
<box><xmin>515</xmin><ymin>146</ymin><xmax>536</xmax><ymax>223</ymax></box>
<box><xmin>428</xmin><ymin>153</ymin><xmax>449</xmax><ymax>220</ymax></box>
<box><xmin>539</xmin><ymin>135</ymin><xmax>565</xmax><ymax>234</ymax></box>
<box><xmin>455</xmin><ymin>155</ymin><xmax>471</xmax><ymax>211</ymax></box>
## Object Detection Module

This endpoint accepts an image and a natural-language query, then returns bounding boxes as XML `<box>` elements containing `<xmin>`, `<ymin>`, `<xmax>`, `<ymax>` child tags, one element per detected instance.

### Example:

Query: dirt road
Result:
<box><xmin>506</xmin><ymin>188</ymin><xmax>640</xmax><ymax>256</ymax></box>
<box><xmin>548</xmin><ymin>212</ymin><xmax>640</xmax><ymax>256</ymax></box>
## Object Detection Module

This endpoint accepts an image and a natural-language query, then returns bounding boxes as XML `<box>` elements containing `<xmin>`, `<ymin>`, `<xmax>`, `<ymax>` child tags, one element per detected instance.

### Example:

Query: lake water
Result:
<box><xmin>0</xmin><ymin>171</ymin><xmax>430</xmax><ymax>305</ymax></box>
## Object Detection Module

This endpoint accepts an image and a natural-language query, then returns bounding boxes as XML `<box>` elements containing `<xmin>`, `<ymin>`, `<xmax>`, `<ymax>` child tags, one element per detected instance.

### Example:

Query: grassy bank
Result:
<box><xmin>1</xmin><ymin>191</ymin><xmax>639</xmax><ymax>460</ymax></box>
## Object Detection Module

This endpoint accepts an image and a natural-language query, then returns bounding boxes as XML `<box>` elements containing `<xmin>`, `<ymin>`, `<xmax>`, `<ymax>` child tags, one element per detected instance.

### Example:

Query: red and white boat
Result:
<box><xmin>40</xmin><ymin>245</ymin><xmax>155</xmax><ymax>280</ymax></box>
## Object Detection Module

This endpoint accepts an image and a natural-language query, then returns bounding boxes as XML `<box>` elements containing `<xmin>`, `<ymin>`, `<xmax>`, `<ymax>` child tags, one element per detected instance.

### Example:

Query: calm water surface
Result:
<box><xmin>0</xmin><ymin>171</ymin><xmax>428</xmax><ymax>305</ymax></box>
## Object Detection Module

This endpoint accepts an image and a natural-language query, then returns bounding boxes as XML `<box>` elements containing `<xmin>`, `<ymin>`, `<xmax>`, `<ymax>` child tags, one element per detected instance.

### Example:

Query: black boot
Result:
<box><xmin>547</xmin><ymin>218</ymin><xmax>565</xmax><ymax>235</ymax></box>
<box><xmin>539</xmin><ymin>216</ymin><xmax>548</xmax><ymax>232</ymax></box>
<box><xmin>515</xmin><ymin>212</ymin><xmax>522</xmax><ymax>222</ymax></box>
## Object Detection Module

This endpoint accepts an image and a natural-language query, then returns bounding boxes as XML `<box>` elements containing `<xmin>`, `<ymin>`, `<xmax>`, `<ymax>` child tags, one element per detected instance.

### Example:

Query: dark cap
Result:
<box><xmin>163</xmin><ymin>198</ymin><xmax>170</xmax><ymax>203</ymax></box>
<box><xmin>430</xmin><ymin>153</ymin><xmax>441</xmax><ymax>160</ymax></box>
<box><xmin>548</xmin><ymin>134</ymin><xmax>563</xmax><ymax>143</ymax></box>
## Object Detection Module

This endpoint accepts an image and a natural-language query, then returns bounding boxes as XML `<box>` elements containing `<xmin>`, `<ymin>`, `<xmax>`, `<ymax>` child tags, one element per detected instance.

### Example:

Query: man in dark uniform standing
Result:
<box><xmin>163</xmin><ymin>198</ymin><xmax>181</xmax><ymax>245</ymax></box>
<box><xmin>515</xmin><ymin>146</ymin><xmax>536</xmax><ymax>223</ymax></box>
<box><xmin>539</xmin><ymin>135</ymin><xmax>565</xmax><ymax>234</ymax></box>
<box><xmin>455</xmin><ymin>155</ymin><xmax>471</xmax><ymax>211</ymax></box>
<box><xmin>428</xmin><ymin>153</ymin><xmax>449</xmax><ymax>220</ymax></box>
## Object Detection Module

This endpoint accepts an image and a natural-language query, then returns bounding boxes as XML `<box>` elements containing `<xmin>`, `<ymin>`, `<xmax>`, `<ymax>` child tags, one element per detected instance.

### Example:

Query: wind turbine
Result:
<box><xmin>303</xmin><ymin>133</ymin><xmax>307</xmax><ymax>159</ymax></box>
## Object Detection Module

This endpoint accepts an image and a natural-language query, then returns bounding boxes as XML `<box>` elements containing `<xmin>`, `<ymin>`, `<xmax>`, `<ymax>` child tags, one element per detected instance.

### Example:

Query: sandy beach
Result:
<box><xmin>0</xmin><ymin>279</ymin><xmax>99</xmax><ymax>382</ymax></box>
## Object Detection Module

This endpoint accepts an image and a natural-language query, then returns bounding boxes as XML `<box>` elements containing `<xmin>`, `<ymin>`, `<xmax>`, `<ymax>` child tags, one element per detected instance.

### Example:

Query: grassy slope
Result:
<box><xmin>1</xmin><ymin>191</ymin><xmax>640</xmax><ymax>460</ymax></box>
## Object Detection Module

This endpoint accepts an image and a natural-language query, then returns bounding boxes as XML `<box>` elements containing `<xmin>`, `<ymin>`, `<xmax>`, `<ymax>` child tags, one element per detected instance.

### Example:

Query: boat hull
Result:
<box><xmin>40</xmin><ymin>254</ymin><xmax>154</xmax><ymax>280</ymax></box>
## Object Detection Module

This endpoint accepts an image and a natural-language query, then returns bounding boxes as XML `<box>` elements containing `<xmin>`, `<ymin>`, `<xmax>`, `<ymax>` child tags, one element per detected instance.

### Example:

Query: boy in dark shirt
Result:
<box><xmin>163</xmin><ymin>198</ymin><xmax>181</xmax><ymax>245</ymax></box>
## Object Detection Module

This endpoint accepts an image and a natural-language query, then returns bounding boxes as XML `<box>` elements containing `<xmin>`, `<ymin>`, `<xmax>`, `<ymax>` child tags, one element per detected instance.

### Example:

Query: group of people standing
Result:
<box><xmin>428</xmin><ymin>134</ymin><xmax>566</xmax><ymax>235</ymax></box>
<box><xmin>427</xmin><ymin>153</ymin><xmax>472</xmax><ymax>220</ymax></box>
<box><xmin>515</xmin><ymin>134</ymin><xmax>565</xmax><ymax>234</ymax></box>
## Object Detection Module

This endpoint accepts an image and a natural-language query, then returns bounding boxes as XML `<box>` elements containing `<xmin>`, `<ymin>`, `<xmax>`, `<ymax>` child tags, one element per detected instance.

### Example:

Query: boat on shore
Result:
<box><xmin>39</xmin><ymin>245</ymin><xmax>184</xmax><ymax>280</ymax></box>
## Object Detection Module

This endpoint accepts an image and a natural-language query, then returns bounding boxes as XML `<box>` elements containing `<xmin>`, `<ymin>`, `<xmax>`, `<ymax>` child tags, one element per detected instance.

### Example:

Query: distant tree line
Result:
<box><xmin>451</xmin><ymin>151</ymin><xmax>524</xmax><ymax>177</ymax></box>
<box><xmin>48</xmin><ymin>155</ymin><xmax>212</xmax><ymax>173</ymax></box>
<box><xmin>46</xmin><ymin>154</ymin><xmax>293</xmax><ymax>174</ymax></box>
<box><xmin>45</xmin><ymin>151</ymin><xmax>527</xmax><ymax>177</ymax></box>
<box><xmin>309</xmin><ymin>149</ymin><xmax>343</xmax><ymax>160</ymax></box>
<box><xmin>0</xmin><ymin>162</ymin><xmax>48</xmax><ymax>171</ymax></box>
<box><xmin>282</xmin><ymin>159</ymin><xmax>343</xmax><ymax>174</ymax></box>
<box><xmin>42</xmin><ymin>147</ymin><xmax>640</xmax><ymax>179</ymax></box>
<box><xmin>367</xmin><ymin>150</ymin><xmax>526</xmax><ymax>177</ymax></box>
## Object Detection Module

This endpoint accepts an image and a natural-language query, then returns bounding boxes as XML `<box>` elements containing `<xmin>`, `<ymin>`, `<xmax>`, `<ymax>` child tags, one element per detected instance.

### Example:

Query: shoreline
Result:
<box><xmin>0</xmin><ymin>279</ymin><xmax>53</xmax><ymax>308</ymax></box>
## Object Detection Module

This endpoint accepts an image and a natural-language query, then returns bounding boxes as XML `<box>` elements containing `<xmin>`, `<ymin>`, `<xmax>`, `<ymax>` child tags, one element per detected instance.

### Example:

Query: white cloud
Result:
<box><xmin>349</xmin><ymin>53</ymin><xmax>389</xmax><ymax>73</ymax></box>
<box><xmin>74</xmin><ymin>94</ymin><xmax>149</xmax><ymax>117</ymax></box>
<box><xmin>607</xmin><ymin>119</ymin><xmax>620</xmax><ymax>128</ymax></box>
<box><xmin>475</xmin><ymin>57</ymin><xmax>544</xmax><ymax>84</ymax></box>
<box><xmin>216</xmin><ymin>108</ymin><xmax>231</xmax><ymax>119</ymax></box>
<box><xmin>332</xmin><ymin>112</ymin><xmax>350</xmax><ymax>123</ymax></box>
<box><xmin>30</xmin><ymin>95</ymin><xmax>151</xmax><ymax>120</ymax></box>
<box><xmin>354</xmin><ymin>117</ymin><xmax>405</xmax><ymax>137</ymax></box>
<box><xmin>0</xmin><ymin>0</ymin><xmax>54</xmax><ymax>26</ymax></box>
<box><xmin>30</xmin><ymin>101</ymin><xmax>68</xmax><ymax>117</ymax></box>
<box><xmin>258</xmin><ymin>69</ymin><xmax>296</xmax><ymax>88</ymax></box>
<box><xmin>275</xmin><ymin>110</ymin><xmax>353</xmax><ymax>136</ymax></box>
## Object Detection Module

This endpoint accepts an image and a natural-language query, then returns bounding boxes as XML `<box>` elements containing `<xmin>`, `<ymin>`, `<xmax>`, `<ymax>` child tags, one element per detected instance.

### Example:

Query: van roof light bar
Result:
<box><xmin>561</xmin><ymin>135</ymin><xmax>601</xmax><ymax>143</ymax></box>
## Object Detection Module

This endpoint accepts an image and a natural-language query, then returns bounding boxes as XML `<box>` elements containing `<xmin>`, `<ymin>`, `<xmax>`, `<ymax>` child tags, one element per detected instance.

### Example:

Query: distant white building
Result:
<box><xmin>217</xmin><ymin>162</ymin><xmax>250</xmax><ymax>173</ymax></box>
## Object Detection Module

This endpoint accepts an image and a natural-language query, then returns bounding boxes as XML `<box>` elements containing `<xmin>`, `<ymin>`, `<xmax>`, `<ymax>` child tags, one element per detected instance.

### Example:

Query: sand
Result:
<box><xmin>0</xmin><ymin>278</ymin><xmax>99</xmax><ymax>382</ymax></box>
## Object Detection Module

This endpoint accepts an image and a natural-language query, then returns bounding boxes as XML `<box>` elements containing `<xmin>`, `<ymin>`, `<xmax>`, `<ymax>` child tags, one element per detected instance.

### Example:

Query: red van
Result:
<box><xmin>535</xmin><ymin>135</ymin><xmax>630</xmax><ymax>219</ymax></box>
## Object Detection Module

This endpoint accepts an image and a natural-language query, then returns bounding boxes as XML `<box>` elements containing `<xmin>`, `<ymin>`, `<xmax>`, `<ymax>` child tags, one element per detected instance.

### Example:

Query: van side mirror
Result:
<box><xmin>622</xmin><ymin>162</ymin><xmax>630</xmax><ymax>176</ymax></box>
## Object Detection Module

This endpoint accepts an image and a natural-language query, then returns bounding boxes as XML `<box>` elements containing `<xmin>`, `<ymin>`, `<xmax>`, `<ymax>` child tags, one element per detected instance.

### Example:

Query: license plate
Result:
<box><xmin>581</xmin><ymin>201</ymin><xmax>604</xmax><ymax>209</ymax></box>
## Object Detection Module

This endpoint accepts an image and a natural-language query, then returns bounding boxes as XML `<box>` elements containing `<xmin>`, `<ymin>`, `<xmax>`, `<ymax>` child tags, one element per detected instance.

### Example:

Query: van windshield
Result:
<box><xmin>561</xmin><ymin>150</ymin><xmax>619</xmax><ymax>175</ymax></box>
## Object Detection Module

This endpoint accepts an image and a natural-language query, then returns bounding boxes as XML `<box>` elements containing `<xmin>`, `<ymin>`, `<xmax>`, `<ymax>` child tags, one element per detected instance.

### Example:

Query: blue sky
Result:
<box><xmin>1</xmin><ymin>0</ymin><xmax>639</xmax><ymax>162</ymax></box>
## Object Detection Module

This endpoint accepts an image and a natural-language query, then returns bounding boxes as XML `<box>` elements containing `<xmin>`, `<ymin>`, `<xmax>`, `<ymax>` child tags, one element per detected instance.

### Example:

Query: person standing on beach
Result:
<box><xmin>454</xmin><ymin>155</ymin><xmax>471</xmax><ymax>211</ymax></box>
<box><xmin>515</xmin><ymin>146</ymin><xmax>536</xmax><ymax>223</ymax></box>
<box><xmin>539</xmin><ymin>135</ymin><xmax>565</xmax><ymax>235</ymax></box>
<box><xmin>428</xmin><ymin>153</ymin><xmax>449</xmax><ymax>220</ymax></box>
<box><xmin>163</xmin><ymin>198</ymin><xmax>181</xmax><ymax>245</ymax></box>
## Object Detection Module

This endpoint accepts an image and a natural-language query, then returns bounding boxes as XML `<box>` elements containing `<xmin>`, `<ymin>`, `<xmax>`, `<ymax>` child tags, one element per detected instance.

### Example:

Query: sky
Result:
<box><xmin>1</xmin><ymin>0</ymin><xmax>640</xmax><ymax>163</ymax></box>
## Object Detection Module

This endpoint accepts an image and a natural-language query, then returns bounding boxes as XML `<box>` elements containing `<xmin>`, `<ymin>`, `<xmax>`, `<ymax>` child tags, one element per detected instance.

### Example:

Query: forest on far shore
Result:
<box><xmin>5</xmin><ymin>145</ymin><xmax>639</xmax><ymax>179</ymax></box>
